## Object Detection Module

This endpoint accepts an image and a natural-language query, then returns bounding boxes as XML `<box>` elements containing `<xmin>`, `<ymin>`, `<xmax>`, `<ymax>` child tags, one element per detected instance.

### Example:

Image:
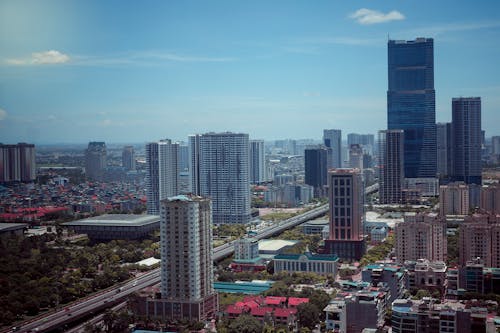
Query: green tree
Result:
<box><xmin>296</xmin><ymin>302</ymin><xmax>320</xmax><ymax>329</ymax></box>
<box><xmin>229</xmin><ymin>314</ymin><xmax>263</xmax><ymax>333</ymax></box>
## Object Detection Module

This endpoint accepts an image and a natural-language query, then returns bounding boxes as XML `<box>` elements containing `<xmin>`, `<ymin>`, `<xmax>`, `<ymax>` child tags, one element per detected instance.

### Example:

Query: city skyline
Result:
<box><xmin>1</xmin><ymin>1</ymin><xmax>500</xmax><ymax>143</ymax></box>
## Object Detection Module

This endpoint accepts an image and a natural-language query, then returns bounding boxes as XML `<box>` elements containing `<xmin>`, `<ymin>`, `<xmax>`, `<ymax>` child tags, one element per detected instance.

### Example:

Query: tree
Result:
<box><xmin>296</xmin><ymin>302</ymin><xmax>319</xmax><ymax>329</ymax></box>
<box><xmin>298</xmin><ymin>288</ymin><xmax>331</xmax><ymax>320</ymax></box>
<box><xmin>228</xmin><ymin>314</ymin><xmax>263</xmax><ymax>333</ymax></box>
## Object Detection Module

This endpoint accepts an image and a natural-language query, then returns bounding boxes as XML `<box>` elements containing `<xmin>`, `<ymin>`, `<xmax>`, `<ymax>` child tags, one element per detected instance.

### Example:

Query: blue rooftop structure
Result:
<box><xmin>214</xmin><ymin>281</ymin><xmax>272</xmax><ymax>294</ymax></box>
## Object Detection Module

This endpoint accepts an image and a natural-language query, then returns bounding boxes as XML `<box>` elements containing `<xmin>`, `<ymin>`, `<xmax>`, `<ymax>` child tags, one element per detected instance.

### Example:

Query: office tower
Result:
<box><xmin>452</xmin><ymin>97</ymin><xmax>482</xmax><ymax>185</ymax></box>
<box><xmin>323</xmin><ymin>129</ymin><xmax>342</xmax><ymax>168</ymax></box>
<box><xmin>0</xmin><ymin>143</ymin><xmax>36</xmax><ymax>183</ymax></box>
<box><xmin>492</xmin><ymin>136</ymin><xmax>500</xmax><ymax>155</ymax></box>
<box><xmin>324</xmin><ymin>168</ymin><xmax>365</xmax><ymax>260</ymax></box>
<box><xmin>349</xmin><ymin>144</ymin><xmax>363</xmax><ymax>170</ymax></box>
<box><xmin>395</xmin><ymin>213</ymin><xmax>447</xmax><ymax>264</ymax></box>
<box><xmin>378</xmin><ymin>130</ymin><xmax>404</xmax><ymax>204</ymax></box>
<box><xmin>439</xmin><ymin>182</ymin><xmax>470</xmax><ymax>216</ymax></box>
<box><xmin>145</xmin><ymin>140</ymin><xmax>179</xmax><ymax>215</ymax></box>
<box><xmin>193</xmin><ymin>132</ymin><xmax>251</xmax><ymax>224</ymax></box>
<box><xmin>480</xmin><ymin>183</ymin><xmax>500</xmax><ymax>215</ymax></box>
<box><xmin>189</xmin><ymin>134</ymin><xmax>202</xmax><ymax>195</ymax></box>
<box><xmin>178</xmin><ymin>143</ymin><xmax>189</xmax><ymax>172</ymax></box>
<box><xmin>459</xmin><ymin>214</ymin><xmax>500</xmax><ymax>268</ymax></box>
<box><xmin>249</xmin><ymin>139</ymin><xmax>265</xmax><ymax>184</ymax></box>
<box><xmin>436</xmin><ymin>123</ymin><xmax>452</xmax><ymax>179</ymax></box>
<box><xmin>304</xmin><ymin>145</ymin><xmax>329</xmax><ymax>197</ymax></box>
<box><xmin>85</xmin><ymin>142</ymin><xmax>107</xmax><ymax>181</ymax></box>
<box><xmin>121</xmin><ymin>146</ymin><xmax>136</xmax><ymax>171</ymax></box>
<box><xmin>347</xmin><ymin>133</ymin><xmax>375</xmax><ymax>147</ymax></box>
<box><xmin>159</xmin><ymin>195</ymin><xmax>218</xmax><ymax>320</ymax></box>
<box><xmin>388</xmin><ymin>38</ymin><xmax>436</xmax><ymax>178</ymax></box>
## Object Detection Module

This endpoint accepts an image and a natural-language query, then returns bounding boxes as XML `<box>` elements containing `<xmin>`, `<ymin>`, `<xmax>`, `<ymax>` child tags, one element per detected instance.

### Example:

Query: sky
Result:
<box><xmin>1</xmin><ymin>1</ymin><xmax>500</xmax><ymax>144</ymax></box>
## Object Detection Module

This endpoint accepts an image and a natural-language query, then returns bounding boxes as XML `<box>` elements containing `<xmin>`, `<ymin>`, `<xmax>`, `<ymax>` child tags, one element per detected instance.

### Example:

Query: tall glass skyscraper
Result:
<box><xmin>387</xmin><ymin>38</ymin><xmax>436</xmax><ymax>178</ymax></box>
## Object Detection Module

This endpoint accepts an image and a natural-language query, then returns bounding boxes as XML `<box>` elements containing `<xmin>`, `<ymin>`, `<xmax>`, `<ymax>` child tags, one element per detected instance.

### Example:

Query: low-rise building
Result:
<box><xmin>361</xmin><ymin>263</ymin><xmax>406</xmax><ymax>303</ymax></box>
<box><xmin>405</xmin><ymin>259</ymin><xmax>447</xmax><ymax>293</ymax></box>
<box><xmin>273</xmin><ymin>251</ymin><xmax>338</xmax><ymax>276</ymax></box>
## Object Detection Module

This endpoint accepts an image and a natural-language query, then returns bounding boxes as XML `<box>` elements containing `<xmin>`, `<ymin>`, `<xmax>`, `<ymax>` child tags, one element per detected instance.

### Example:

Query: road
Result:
<box><xmin>12</xmin><ymin>203</ymin><xmax>331</xmax><ymax>333</ymax></box>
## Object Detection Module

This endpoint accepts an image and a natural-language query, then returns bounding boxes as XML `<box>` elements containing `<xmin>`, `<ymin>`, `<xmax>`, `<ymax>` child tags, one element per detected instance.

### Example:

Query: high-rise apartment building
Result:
<box><xmin>85</xmin><ymin>142</ymin><xmax>107</xmax><ymax>181</ymax></box>
<box><xmin>157</xmin><ymin>195</ymin><xmax>218</xmax><ymax>321</ymax></box>
<box><xmin>388</xmin><ymin>38</ymin><xmax>436</xmax><ymax>179</ymax></box>
<box><xmin>452</xmin><ymin>97</ymin><xmax>482</xmax><ymax>185</ymax></box>
<box><xmin>324</xmin><ymin>168</ymin><xmax>365</xmax><ymax>260</ymax></box>
<box><xmin>0</xmin><ymin>143</ymin><xmax>36</xmax><ymax>183</ymax></box>
<box><xmin>304</xmin><ymin>145</ymin><xmax>329</xmax><ymax>197</ymax></box>
<box><xmin>178</xmin><ymin>143</ymin><xmax>189</xmax><ymax>172</ymax></box>
<box><xmin>378</xmin><ymin>130</ymin><xmax>404</xmax><ymax>204</ymax></box>
<box><xmin>439</xmin><ymin>182</ymin><xmax>470</xmax><ymax>216</ymax></box>
<box><xmin>145</xmin><ymin>140</ymin><xmax>179</xmax><ymax>215</ymax></box>
<box><xmin>395</xmin><ymin>213</ymin><xmax>447</xmax><ymax>263</ymax></box>
<box><xmin>323</xmin><ymin>129</ymin><xmax>342</xmax><ymax>168</ymax></box>
<box><xmin>122</xmin><ymin>145</ymin><xmax>136</xmax><ymax>171</ymax></box>
<box><xmin>459</xmin><ymin>214</ymin><xmax>500</xmax><ymax>268</ymax></box>
<box><xmin>249</xmin><ymin>140</ymin><xmax>265</xmax><ymax>184</ymax></box>
<box><xmin>349</xmin><ymin>144</ymin><xmax>363</xmax><ymax>170</ymax></box>
<box><xmin>190</xmin><ymin>132</ymin><xmax>251</xmax><ymax>224</ymax></box>
<box><xmin>480</xmin><ymin>183</ymin><xmax>500</xmax><ymax>215</ymax></box>
<box><xmin>436</xmin><ymin>122</ymin><xmax>452</xmax><ymax>179</ymax></box>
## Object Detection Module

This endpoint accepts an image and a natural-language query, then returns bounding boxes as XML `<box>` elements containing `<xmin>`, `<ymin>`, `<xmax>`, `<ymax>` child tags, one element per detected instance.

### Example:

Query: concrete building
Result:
<box><xmin>0</xmin><ymin>223</ymin><xmax>27</xmax><ymax>240</ymax></box>
<box><xmin>145</xmin><ymin>140</ymin><xmax>179</xmax><ymax>215</ymax></box>
<box><xmin>378</xmin><ymin>130</ymin><xmax>405</xmax><ymax>204</ymax></box>
<box><xmin>249</xmin><ymin>140</ymin><xmax>265</xmax><ymax>184</ymax></box>
<box><xmin>137</xmin><ymin>195</ymin><xmax>219</xmax><ymax>321</ymax></box>
<box><xmin>457</xmin><ymin>258</ymin><xmax>500</xmax><ymax>295</ymax></box>
<box><xmin>273</xmin><ymin>251</ymin><xmax>338</xmax><ymax>276</ymax></box>
<box><xmin>362</xmin><ymin>263</ymin><xmax>406</xmax><ymax>303</ymax></box>
<box><xmin>452</xmin><ymin>97</ymin><xmax>482</xmax><ymax>185</ymax></box>
<box><xmin>459</xmin><ymin>214</ymin><xmax>500</xmax><ymax>268</ymax></box>
<box><xmin>404</xmin><ymin>259</ymin><xmax>447</xmax><ymax>293</ymax></box>
<box><xmin>191</xmin><ymin>132</ymin><xmax>251</xmax><ymax>224</ymax></box>
<box><xmin>480</xmin><ymin>183</ymin><xmax>500</xmax><ymax>214</ymax></box>
<box><xmin>234</xmin><ymin>237</ymin><xmax>259</xmax><ymax>261</ymax></box>
<box><xmin>324</xmin><ymin>168</ymin><xmax>365</xmax><ymax>261</ymax></box>
<box><xmin>122</xmin><ymin>145</ymin><xmax>136</xmax><ymax>171</ymax></box>
<box><xmin>0</xmin><ymin>143</ymin><xmax>36</xmax><ymax>183</ymax></box>
<box><xmin>349</xmin><ymin>144</ymin><xmax>363</xmax><ymax>170</ymax></box>
<box><xmin>85</xmin><ymin>142</ymin><xmax>107</xmax><ymax>181</ymax></box>
<box><xmin>395</xmin><ymin>213</ymin><xmax>447</xmax><ymax>264</ymax></box>
<box><xmin>304</xmin><ymin>145</ymin><xmax>329</xmax><ymax>197</ymax></box>
<box><xmin>439</xmin><ymin>182</ymin><xmax>470</xmax><ymax>216</ymax></box>
<box><xmin>323</xmin><ymin>129</ymin><xmax>342</xmax><ymax>168</ymax></box>
<box><xmin>62</xmin><ymin>214</ymin><xmax>160</xmax><ymax>241</ymax></box>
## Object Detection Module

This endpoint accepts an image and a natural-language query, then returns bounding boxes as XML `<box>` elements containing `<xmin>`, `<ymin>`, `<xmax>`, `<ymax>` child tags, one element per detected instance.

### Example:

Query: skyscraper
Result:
<box><xmin>122</xmin><ymin>145</ymin><xmax>136</xmax><ymax>171</ymax></box>
<box><xmin>378</xmin><ymin>130</ymin><xmax>404</xmax><ymax>204</ymax></box>
<box><xmin>191</xmin><ymin>132</ymin><xmax>251</xmax><ymax>224</ymax></box>
<box><xmin>452</xmin><ymin>97</ymin><xmax>482</xmax><ymax>185</ymax></box>
<box><xmin>0</xmin><ymin>143</ymin><xmax>36</xmax><ymax>183</ymax></box>
<box><xmin>324</xmin><ymin>168</ymin><xmax>365</xmax><ymax>261</ymax></box>
<box><xmin>146</xmin><ymin>140</ymin><xmax>179</xmax><ymax>215</ymax></box>
<box><xmin>159</xmin><ymin>195</ymin><xmax>218</xmax><ymax>320</ymax></box>
<box><xmin>349</xmin><ymin>144</ymin><xmax>363</xmax><ymax>170</ymax></box>
<box><xmin>85</xmin><ymin>142</ymin><xmax>107</xmax><ymax>181</ymax></box>
<box><xmin>323</xmin><ymin>129</ymin><xmax>342</xmax><ymax>168</ymax></box>
<box><xmin>304</xmin><ymin>145</ymin><xmax>329</xmax><ymax>197</ymax></box>
<box><xmin>436</xmin><ymin>123</ymin><xmax>452</xmax><ymax>179</ymax></box>
<box><xmin>388</xmin><ymin>38</ymin><xmax>436</xmax><ymax>179</ymax></box>
<box><xmin>249</xmin><ymin>139</ymin><xmax>265</xmax><ymax>184</ymax></box>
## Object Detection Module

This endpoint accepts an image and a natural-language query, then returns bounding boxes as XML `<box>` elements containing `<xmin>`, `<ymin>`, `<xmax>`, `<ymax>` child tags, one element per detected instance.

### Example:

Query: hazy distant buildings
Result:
<box><xmin>436</xmin><ymin>122</ymin><xmax>452</xmax><ymax>179</ymax></box>
<box><xmin>85</xmin><ymin>142</ymin><xmax>107</xmax><ymax>181</ymax></box>
<box><xmin>324</xmin><ymin>168</ymin><xmax>365</xmax><ymax>261</ymax></box>
<box><xmin>0</xmin><ymin>143</ymin><xmax>36</xmax><ymax>183</ymax></box>
<box><xmin>191</xmin><ymin>132</ymin><xmax>251</xmax><ymax>224</ymax></box>
<box><xmin>122</xmin><ymin>145</ymin><xmax>136</xmax><ymax>171</ymax></box>
<box><xmin>323</xmin><ymin>129</ymin><xmax>342</xmax><ymax>168</ymax></box>
<box><xmin>145</xmin><ymin>140</ymin><xmax>179</xmax><ymax>215</ymax></box>
<box><xmin>348</xmin><ymin>144</ymin><xmax>363</xmax><ymax>170</ymax></box>
<box><xmin>387</xmin><ymin>38</ymin><xmax>436</xmax><ymax>179</ymax></box>
<box><xmin>395</xmin><ymin>213</ymin><xmax>447</xmax><ymax>264</ymax></box>
<box><xmin>480</xmin><ymin>183</ymin><xmax>500</xmax><ymax>214</ymax></box>
<box><xmin>249</xmin><ymin>140</ymin><xmax>265</xmax><ymax>184</ymax></box>
<box><xmin>304</xmin><ymin>145</ymin><xmax>329</xmax><ymax>197</ymax></box>
<box><xmin>452</xmin><ymin>97</ymin><xmax>482</xmax><ymax>185</ymax></box>
<box><xmin>378</xmin><ymin>130</ymin><xmax>404</xmax><ymax>204</ymax></box>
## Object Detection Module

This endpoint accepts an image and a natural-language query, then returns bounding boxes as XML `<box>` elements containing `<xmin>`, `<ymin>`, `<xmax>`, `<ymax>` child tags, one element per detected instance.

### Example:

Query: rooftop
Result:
<box><xmin>63</xmin><ymin>214</ymin><xmax>159</xmax><ymax>227</ymax></box>
<box><xmin>0</xmin><ymin>223</ymin><xmax>28</xmax><ymax>232</ymax></box>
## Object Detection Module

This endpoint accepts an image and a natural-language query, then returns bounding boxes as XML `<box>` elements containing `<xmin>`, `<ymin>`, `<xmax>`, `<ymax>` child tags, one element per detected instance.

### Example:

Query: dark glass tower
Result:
<box><xmin>387</xmin><ymin>38</ymin><xmax>436</xmax><ymax>178</ymax></box>
<box><xmin>304</xmin><ymin>145</ymin><xmax>328</xmax><ymax>197</ymax></box>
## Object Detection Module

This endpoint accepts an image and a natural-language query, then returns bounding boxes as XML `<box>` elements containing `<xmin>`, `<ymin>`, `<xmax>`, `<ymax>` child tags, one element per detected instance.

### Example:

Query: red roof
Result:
<box><xmin>265</xmin><ymin>296</ymin><xmax>287</xmax><ymax>306</ymax></box>
<box><xmin>226</xmin><ymin>305</ymin><xmax>244</xmax><ymax>315</ymax></box>
<box><xmin>288</xmin><ymin>297</ymin><xmax>309</xmax><ymax>307</ymax></box>
<box><xmin>251</xmin><ymin>307</ymin><xmax>274</xmax><ymax>317</ymax></box>
<box><xmin>274</xmin><ymin>308</ymin><xmax>297</xmax><ymax>318</ymax></box>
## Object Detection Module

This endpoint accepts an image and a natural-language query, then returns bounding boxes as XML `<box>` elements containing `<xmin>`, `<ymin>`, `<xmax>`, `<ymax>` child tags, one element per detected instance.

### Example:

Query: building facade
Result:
<box><xmin>85</xmin><ymin>142</ymin><xmax>107</xmax><ymax>181</ymax></box>
<box><xmin>0</xmin><ymin>143</ymin><xmax>36</xmax><ymax>183</ymax></box>
<box><xmin>349</xmin><ymin>144</ymin><xmax>363</xmax><ymax>170</ymax></box>
<box><xmin>249</xmin><ymin>139</ymin><xmax>265</xmax><ymax>184</ymax></box>
<box><xmin>452</xmin><ymin>97</ymin><xmax>482</xmax><ymax>185</ymax></box>
<box><xmin>436</xmin><ymin>122</ymin><xmax>452</xmax><ymax>179</ymax></box>
<box><xmin>459</xmin><ymin>214</ymin><xmax>500</xmax><ymax>268</ymax></box>
<box><xmin>145</xmin><ymin>140</ymin><xmax>179</xmax><ymax>215</ymax></box>
<box><xmin>395</xmin><ymin>213</ymin><xmax>447</xmax><ymax>263</ymax></box>
<box><xmin>378</xmin><ymin>130</ymin><xmax>405</xmax><ymax>204</ymax></box>
<box><xmin>387</xmin><ymin>38</ymin><xmax>436</xmax><ymax>179</ymax></box>
<box><xmin>122</xmin><ymin>145</ymin><xmax>136</xmax><ymax>171</ymax></box>
<box><xmin>480</xmin><ymin>183</ymin><xmax>500</xmax><ymax>214</ymax></box>
<box><xmin>273</xmin><ymin>252</ymin><xmax>338</xmax><ymax>276</ymax></box>
<box><xmin>324</xmin><ymin>168</ymin><xmax>365</xmax><ymax>260</ymax></box>
<box><xmin>323</xmin><ymin>129</ymin><xmax>342</xmax><ymax>168</ymax></box>
<box><xmin>304</xmin><ymin>145</ymin><xmax>329</xmax><ymax>197</ymax></box>
<box><xmin>439</xmin><ymin>182</ymin><xmax>470</xmax><ymax>216</ymax></box>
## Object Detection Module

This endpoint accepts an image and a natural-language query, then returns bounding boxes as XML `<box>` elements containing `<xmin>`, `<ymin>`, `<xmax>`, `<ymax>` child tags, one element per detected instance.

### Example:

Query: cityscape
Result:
<box><xmin>1</xmin><ymin>1</ymin><xmax>500</xmax><ymax>333</ymax></box>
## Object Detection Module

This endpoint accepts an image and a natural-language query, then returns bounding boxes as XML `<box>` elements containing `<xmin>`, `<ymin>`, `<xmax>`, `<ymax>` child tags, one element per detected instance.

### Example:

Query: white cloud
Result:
<box><xmin>0</xmin><ymin>108</ymin><xmax>7</xmax><ymax>120</ymax></box>
<box><xmin>350</xmin><ymin>8</ymin><xmax>405</xmax><ymax>25</ymax></box>
<box><xmin>6</xmin><ymin>50</ymin><xmax>70</xmax><ymax>65</ymax></box>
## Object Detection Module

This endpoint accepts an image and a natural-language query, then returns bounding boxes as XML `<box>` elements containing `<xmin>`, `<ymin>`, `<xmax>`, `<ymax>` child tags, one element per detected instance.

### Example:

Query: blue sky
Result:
<box><xmin>1</xmin><ymin>1</ymin><xmax>500</xmax><ymax>144</ymax></box>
